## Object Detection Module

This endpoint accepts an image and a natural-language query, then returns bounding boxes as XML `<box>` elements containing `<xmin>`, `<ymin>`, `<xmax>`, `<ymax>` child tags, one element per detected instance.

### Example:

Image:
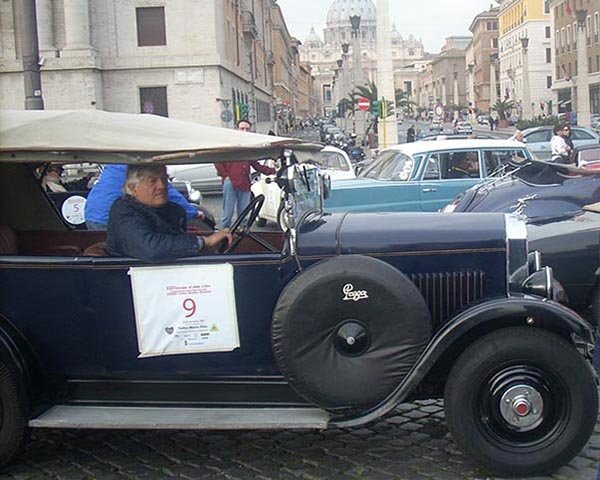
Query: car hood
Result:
<box><xmin>453</xmin><ymin>171</ymin><xmax>600</xmax><ymax>224</ymax></box>
<box><xmin>297</xmin><ymin>211</ymin><xmax>507</xmax><ymax>257</ymax></box>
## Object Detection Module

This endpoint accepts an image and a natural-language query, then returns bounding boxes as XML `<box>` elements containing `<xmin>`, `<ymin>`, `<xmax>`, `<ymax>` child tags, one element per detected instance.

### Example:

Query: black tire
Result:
<box><xmin>591</xmin><ymin>283</ymin><xmax>600</xmax><ymax>327</ymax></box>
<box><xmin>444</xmin><ymin>327</ymin><xmax>598</xmax><ymax>477</ymax></box>
<box><xmin>272</xmin><ymin>255</ymin><xmax>431</xmax><ymax>413</ymax></box>
<box><xmin>0</xmin><ymin>362</ymin><xmax>27</xmax><ymax>468</ymax></box>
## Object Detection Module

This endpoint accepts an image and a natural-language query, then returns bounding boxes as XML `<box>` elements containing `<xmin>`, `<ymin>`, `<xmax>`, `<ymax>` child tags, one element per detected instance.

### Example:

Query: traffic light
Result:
<box><xmin>371</xmin><ymin>101</ymin><xmax>381</xmax><ymax>118</ymax></box>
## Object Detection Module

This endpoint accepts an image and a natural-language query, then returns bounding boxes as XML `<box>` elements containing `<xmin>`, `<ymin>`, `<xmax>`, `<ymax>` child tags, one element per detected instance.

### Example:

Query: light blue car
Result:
<box><xmin>325</xmin><ymin>139</ymin><xmax>533</xmax><ymax>213</ymax></box>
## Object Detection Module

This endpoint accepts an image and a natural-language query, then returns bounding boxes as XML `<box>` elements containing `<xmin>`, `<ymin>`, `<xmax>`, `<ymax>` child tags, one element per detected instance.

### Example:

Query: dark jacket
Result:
<box><xmin>215</xmin><ymin>161</ymin><xmax>276</xmax><ymax>191</ymax></box>
<box><xmin>107</xmin><ymin>196</ymin><xmax>201</xmax><ymax>262</ymax></box>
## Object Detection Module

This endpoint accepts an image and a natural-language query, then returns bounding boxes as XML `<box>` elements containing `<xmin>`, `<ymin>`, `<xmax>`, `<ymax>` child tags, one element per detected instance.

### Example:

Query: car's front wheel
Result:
<box><xmin>444</xmin><ymin>327</ymin><xmax>597</xmax><ymax>477</ymax></box>
<box><xmin>0</xmin><ymin>362</ymin><xmax>27</xmax><ymax>467</ymax></box>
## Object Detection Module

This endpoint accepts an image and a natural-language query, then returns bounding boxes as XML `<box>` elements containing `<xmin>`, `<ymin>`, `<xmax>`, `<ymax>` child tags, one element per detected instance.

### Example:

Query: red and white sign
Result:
<box><xmin>358</xmin><ymin>97</ymin><xmax>371</xmax><ymax>111</ymax></box>
<box><xmin>434</xmin><ymin>104</ymin><xmax>444</xmax><ymax>118</ymax></box>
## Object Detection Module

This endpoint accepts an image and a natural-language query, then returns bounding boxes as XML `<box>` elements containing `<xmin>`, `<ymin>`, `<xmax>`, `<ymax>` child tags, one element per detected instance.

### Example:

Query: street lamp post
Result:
<box><xmin>350</xmin><ymin>14</ymin><xmax>364</xmax><ymax>138</ymax></box>
<box><xmin>576</xmin><ymin>9</ymin><xmax>592</xmax><ymax>127</ymax></box>
<box><xmin>489</xmin><ymin>53</ymin><xmax>498</xmax><ymax>114</ymax></box>
<box><xmin>16</xmin><ymin>0</ymin><xmax>44</xmax><ymax>109</ymax></box>
<box><xmin>520</xmin><ymin>37</ymin><xmax>532</xmax><ymax>121</ymax></box>
<box><xmin>468</xmin><ymin>63</ymin><xmax>476</xmax><ymax>124</ymax></box>
<box><xmin>341</xmin><ymin>43</ymin><xmax>350</xmax><ymax>131</ymax></box>
<box><xmin>376</xmin><ymin>0</ymin><xmax>398</xmax><ymax>149</ymax></box>
<box><xmin>453</xmin><ymin>68</ymin><xmax>459</xmax><ymax>121</ymax></box>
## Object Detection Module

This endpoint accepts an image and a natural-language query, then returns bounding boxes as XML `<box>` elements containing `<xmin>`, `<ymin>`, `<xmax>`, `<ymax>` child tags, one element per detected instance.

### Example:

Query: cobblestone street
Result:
<box><xmin>2</xmin><ymin>400</ymin><xmax>599</xmax><ymax>480</ymax></box>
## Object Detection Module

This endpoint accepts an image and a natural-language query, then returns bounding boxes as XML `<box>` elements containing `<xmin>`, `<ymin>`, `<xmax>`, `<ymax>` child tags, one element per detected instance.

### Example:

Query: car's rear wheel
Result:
<box><xmin>444</xmin><ymin>327</ymin><xmax>597</xmax><ymax>477</ymax></box>
<box><xmin>272</xmin><ymin>255</ymin><xmax>432</xmax><ymax>414</ymax></box>
<box><xmin>0</xmin><ymin>362</ymin><xmax>27</xmax><ymax>468</ymax></box>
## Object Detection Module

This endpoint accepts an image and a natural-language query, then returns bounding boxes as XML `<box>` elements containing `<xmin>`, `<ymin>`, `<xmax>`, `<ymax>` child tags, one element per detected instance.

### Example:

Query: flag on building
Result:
<box><xmin>565</xmin><ymin>1</ymin><xmax>575</xmax><ymax>18</ymax></box>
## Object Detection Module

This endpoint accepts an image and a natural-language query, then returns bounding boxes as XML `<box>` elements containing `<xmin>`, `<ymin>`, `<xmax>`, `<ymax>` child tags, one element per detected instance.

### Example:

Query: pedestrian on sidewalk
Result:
<box><xmin>406</xmin><ymin>124</ymin><xmax>416</xmax><ymax>143</ymax></box>
<box><xmin>215</xmin><ymin>120</ymin><xmax>276</xmax><ymax>229</ymax></box>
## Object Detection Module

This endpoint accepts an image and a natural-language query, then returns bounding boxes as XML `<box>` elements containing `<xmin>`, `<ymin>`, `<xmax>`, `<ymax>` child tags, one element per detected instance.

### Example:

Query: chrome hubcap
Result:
<box><xmin>499</xmin><ymin>384</ymin><xmax>544</xmax><ymax>431</ymax></box>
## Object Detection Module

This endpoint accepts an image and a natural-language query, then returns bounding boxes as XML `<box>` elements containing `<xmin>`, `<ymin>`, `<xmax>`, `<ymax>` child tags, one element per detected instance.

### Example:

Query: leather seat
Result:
<box><xmin>83</xmin><ymin>242</ymin><xmax>109</xmax><ymax>257</ymax></box>
<box><xmin>0</xmin><ymin>225</ymin><xmax>18</xmax><ymax>255</ymax></box>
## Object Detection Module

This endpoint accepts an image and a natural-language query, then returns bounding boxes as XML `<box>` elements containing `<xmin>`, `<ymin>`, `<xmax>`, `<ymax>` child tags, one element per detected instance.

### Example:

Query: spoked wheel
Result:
<box><xmin>444</xmin><ymin>327</ymin><xmax>597</xmax><ymax>477</ymax></box>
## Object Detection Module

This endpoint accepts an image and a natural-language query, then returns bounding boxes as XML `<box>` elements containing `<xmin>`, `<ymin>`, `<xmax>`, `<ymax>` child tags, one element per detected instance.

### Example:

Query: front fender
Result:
<box><xmin>332</xmin><ymin>296</ymin><xmax>592</xmax><ymax>428</ymax></box>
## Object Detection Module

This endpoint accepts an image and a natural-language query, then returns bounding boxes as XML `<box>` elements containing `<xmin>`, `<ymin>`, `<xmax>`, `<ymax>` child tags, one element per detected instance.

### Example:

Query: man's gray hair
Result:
<box><xmin>124</xmin><ymin>164</ymin><xmax>167</xmax><ymax>195</ymax></box>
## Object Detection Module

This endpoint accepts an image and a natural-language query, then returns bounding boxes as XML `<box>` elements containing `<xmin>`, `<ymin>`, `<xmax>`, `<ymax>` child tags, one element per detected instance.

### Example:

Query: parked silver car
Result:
<box><xmin>167</xmin><ymin>163</ymin><xmax>221</xmax><ymax>193</ymax></box>
<box><xmin>521</xmin><ymin>125</ymin><xmax>600</xmax><ymax>160</ymax></box>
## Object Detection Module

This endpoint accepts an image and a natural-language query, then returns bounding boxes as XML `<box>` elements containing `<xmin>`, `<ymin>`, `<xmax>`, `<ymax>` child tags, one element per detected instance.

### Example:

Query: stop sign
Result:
<box><xmin>358</xmin><ymin>97</ymin><xmax>371</xmax><ymax>111</ymax></box>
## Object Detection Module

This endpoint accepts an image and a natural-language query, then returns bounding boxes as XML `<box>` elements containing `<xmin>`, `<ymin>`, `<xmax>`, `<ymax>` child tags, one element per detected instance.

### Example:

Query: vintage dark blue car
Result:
<box><xmin>445</xmin><ymin>157</ymin><xmax>600</xmax><ymax>324</ymax></box>
<box><xmin>0</xmin><ymin>110</ymin><xmax>597</xmax><ymax>477</ymax></box>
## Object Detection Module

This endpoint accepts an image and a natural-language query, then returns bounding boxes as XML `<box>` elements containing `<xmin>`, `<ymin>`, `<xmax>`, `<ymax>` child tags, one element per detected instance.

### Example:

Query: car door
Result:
<box><xmin>523</xmin><ymin>130</ymin><xmax>553</xmax><ymax>159</ymax></box>
<box><xmin>571</xmin><ymin>128</ymin><xmax>598</xmax><ymax>149</ymax></box>
<box><xmin>419</xmin><ymin>150</ymin><xmax>482</xmax><ymax>211</ymax></box>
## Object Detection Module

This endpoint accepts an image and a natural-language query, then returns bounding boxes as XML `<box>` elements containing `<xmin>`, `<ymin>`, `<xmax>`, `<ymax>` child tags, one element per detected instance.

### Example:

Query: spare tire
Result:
<box><xmin>272</xmin><ymin>255</ymin><xmax>432</xmax><ymax>413</ymax></box>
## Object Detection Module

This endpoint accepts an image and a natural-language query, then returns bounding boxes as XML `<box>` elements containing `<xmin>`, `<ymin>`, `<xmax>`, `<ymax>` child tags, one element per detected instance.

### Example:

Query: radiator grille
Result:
<box><xmin>411</xmin><ymin>271</ymin><xmax>485</xmax><ymax>328</ymax></box>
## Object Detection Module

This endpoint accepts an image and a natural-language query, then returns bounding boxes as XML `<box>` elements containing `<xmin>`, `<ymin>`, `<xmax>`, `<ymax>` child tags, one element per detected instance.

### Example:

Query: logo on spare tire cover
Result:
<box><xmin>342</xmin><ymin>283</ymin><xmax>369</xmax><ymax>302</ymax></box>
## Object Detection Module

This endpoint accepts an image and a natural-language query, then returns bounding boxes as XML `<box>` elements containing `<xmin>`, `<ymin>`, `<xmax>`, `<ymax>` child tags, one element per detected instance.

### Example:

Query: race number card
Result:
<box><xmin>129</xmin><ymin>264</ymin><xmax>240</xmax><ymax>358</ymax></box>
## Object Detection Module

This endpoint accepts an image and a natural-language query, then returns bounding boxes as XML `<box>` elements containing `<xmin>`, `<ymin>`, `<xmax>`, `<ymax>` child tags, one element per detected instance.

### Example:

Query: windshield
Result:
<box><xmin>319</xmin><ymin>151</ymin><xmax>350</xmax><ymax>171</ymax></box>
<box><xmin>360</xmin><ymin>150</ymin><xmax>416</xmax><ymax>181</ymax></box>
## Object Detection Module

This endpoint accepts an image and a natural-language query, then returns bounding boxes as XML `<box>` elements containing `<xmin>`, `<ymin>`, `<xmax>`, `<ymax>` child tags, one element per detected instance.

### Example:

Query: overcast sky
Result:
<box><xmin>277</xmin><ymin>0</ymin><xmax>498</xmax><ymax>53</ymax></box>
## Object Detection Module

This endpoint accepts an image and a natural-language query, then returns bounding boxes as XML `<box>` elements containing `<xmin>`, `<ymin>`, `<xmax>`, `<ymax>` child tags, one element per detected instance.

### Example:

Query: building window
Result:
<box><xmin>140</xmin><ymin>87</ymin><xmax>168</xmax><ymax>117</ymax></box>
<box><xmin>546</xmin><ymin>48</ymin><xmax>551</xmax><ymax>63</ymax></box>
<box><xmin>545</xmin><ymin>26</ymin><xmax>551</xmax><ymax>38</ymax></box>
<box><xmin>567</xmin><ymin>24</ymin><xmax>571</xmax><ymax>44</ymax></box>
<box><xmin>136</xmin><ymin>7</ymin><xmax>166</xmax><ymax>46</ymax></box>
<box><xmin>256</xmin><ymin>99</ymin><xmax>271</xmax><ymax>123</ymax></box>
<box><xmin>492</xmin><ymin>38</ymin><xmax>498</xmax><ymax>48</ymax></box>
<box><xmin>323</xmin><ymin>84</ymin><xmax>332</xmax><ymax>104</ymax></box>
<box><xmin>544</xmin><ymin>1</ymin><xmax>550</xmax><ymax>15</ymax></box>
<box><xmin>546</xmin><ymin>76</ymin><xmax>552</xmax><ymax>89</ymax></box>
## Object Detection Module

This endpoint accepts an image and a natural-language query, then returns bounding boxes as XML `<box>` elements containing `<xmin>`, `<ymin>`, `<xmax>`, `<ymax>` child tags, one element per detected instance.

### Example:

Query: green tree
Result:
<box><xmin>491</xmin><ymin>99</ymin><xmax>515</xmax><ymax>121</ymax></box>
<box><xmin>395</xmin><ymin>89</ymin><xmax>417</xmax><ymax>117</ymax></box>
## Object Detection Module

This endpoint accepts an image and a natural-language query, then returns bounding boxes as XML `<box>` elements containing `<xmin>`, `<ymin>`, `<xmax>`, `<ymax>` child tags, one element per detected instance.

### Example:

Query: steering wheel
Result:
<box><xmin>219</xmin><ymin>194</ymin><xmax>265</xmax><ymax>253</ymax></box>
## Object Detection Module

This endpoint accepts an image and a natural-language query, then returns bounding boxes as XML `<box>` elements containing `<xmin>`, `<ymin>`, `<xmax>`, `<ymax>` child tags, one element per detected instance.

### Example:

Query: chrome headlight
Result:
<box><xmin>506</xmin><ymin>214</ymin><xmax>528</xmax><ymax>291</ymax></box>
<box><xmin>521</xmin><ymin>266</ymin><xmax>553</xmax><ymax>300</ymax></box>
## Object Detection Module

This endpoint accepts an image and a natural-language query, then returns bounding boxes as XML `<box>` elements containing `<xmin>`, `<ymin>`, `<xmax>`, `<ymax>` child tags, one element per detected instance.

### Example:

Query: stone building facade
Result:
<box><xmin>550</xmin><ymin>0</ymin><xmax>600</xmax><ymax>117</ymax></box>
<box><xmin>300</xmin><ymin>0</ymin><xmax>427</xmax><ymax>117</ymax></box>
<box><xmin>497</xmin><ymin>0</ymin><xmax>553</xmax><ymax>119</ymax></box>
<box><xmin>0</xmin><ymin>0</ymin><xmax>295</xmax><ymax>133</ymax></box>
<box><xmin>416</xmin><ymin>37</ymin><xmax>469</xmax><ymax>115</ymax></box>
<box><xmin>466</xmin><ymin>7</ymin><xmax>500</xmax><ymax>115</ymax></box>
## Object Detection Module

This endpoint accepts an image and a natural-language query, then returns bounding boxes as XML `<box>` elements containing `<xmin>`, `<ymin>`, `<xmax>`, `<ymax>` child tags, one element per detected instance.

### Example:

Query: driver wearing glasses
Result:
<box><xmin>106</xmin><ymin>165</ymin><xmax>232</xmax><ymax>262</ymax></box>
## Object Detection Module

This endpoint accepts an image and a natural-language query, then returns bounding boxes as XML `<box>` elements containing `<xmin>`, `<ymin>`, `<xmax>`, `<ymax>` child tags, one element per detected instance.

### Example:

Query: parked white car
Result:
<box><xmin>252</xmin><ymin>146</ymin><xmax>356</xmax><ymax>229</ymax></box>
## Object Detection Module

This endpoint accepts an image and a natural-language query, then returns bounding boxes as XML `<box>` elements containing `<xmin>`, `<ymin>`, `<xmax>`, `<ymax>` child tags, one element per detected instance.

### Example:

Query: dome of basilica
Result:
<box><xmin>326</xmin><ymin>0</ymin><xmax>376</xmax><ymax>27</ymax></box>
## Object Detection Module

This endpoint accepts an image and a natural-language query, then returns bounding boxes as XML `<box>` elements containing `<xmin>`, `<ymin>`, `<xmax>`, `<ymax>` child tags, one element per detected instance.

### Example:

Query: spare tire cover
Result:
<box><xmin>272</xmin><ymin>255</ymin><xmax>432</xmax><ymax>413</ymax></box>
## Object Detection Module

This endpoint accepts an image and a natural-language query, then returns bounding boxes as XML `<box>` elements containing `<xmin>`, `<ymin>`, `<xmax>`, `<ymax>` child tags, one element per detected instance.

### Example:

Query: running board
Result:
<box><xmin>29</xmin><ymin>406</ymin><xmax>330</xmax><ymax>430</ymax></box>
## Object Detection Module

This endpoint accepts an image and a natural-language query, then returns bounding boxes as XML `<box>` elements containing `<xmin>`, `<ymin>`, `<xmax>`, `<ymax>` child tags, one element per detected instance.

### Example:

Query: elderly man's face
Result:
<box><xmin>131</xmin><ymin>168</ymin><xmax>168</xmax><ymax>208</ymax></box>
